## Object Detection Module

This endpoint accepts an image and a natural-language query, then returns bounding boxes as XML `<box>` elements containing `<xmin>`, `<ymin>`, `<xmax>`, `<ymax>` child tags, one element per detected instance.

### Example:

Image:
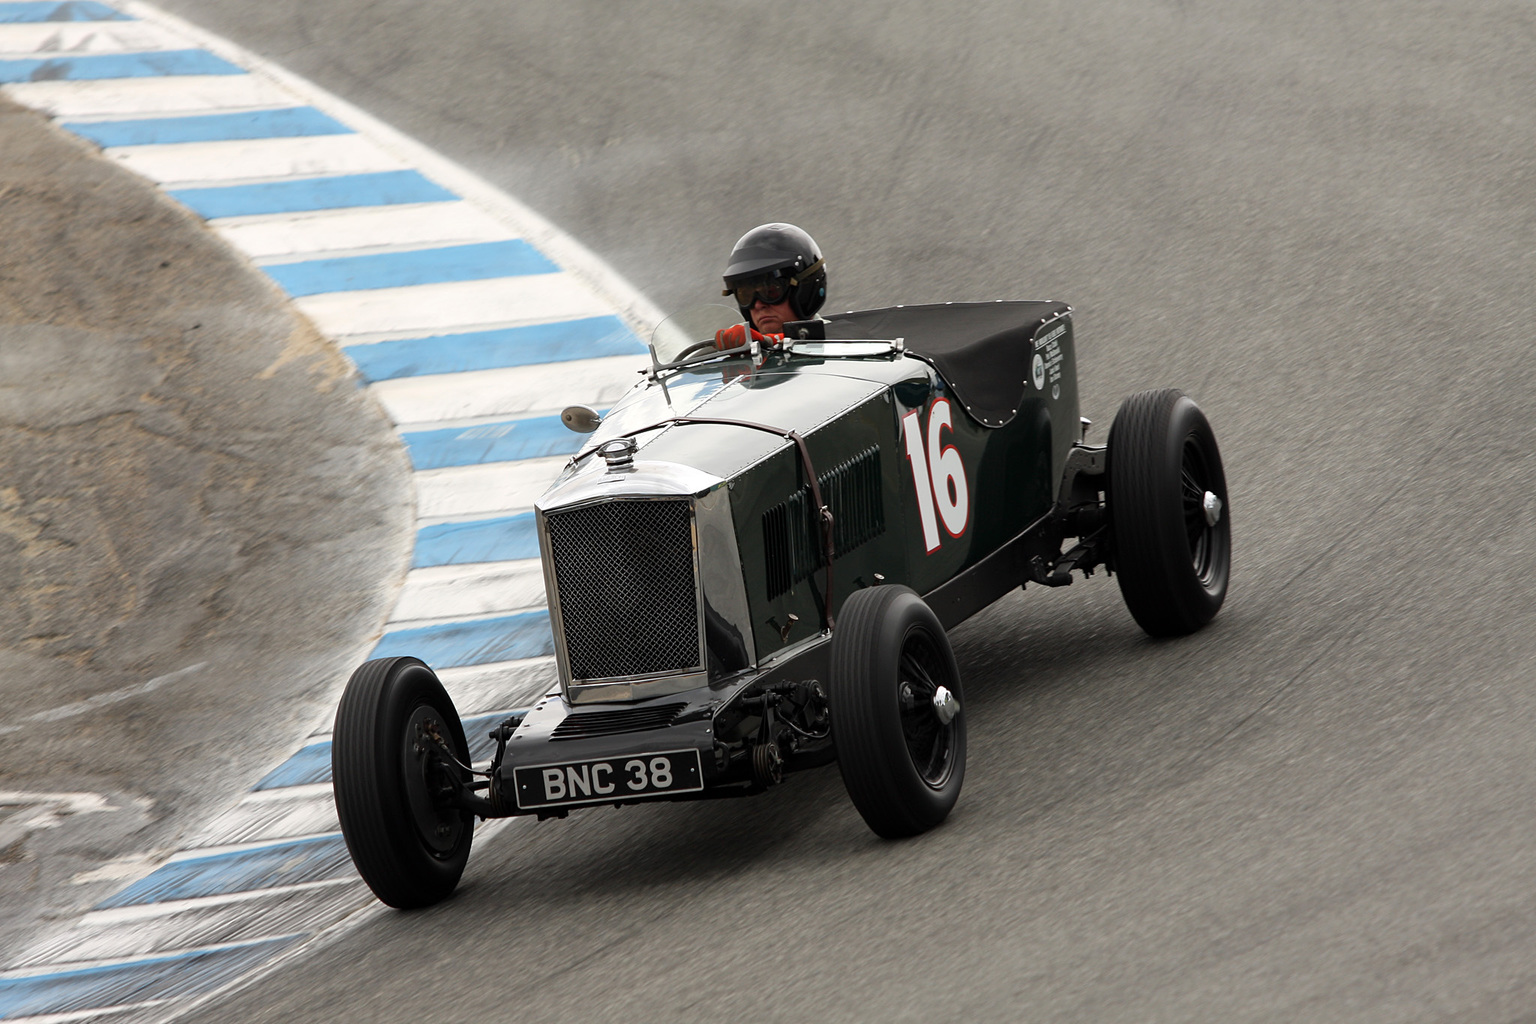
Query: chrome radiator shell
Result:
<box><xmin>536</xmin><ymin>460</ymin><xmax>755</xmax><ymax>703</ymax></box>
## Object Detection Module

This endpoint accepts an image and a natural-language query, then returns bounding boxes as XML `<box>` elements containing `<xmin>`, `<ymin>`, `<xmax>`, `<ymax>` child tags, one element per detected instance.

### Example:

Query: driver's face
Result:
<box><xmin>751</xmin><ymin>296</ymin><xmax>794</xmax><ymax>335</ymax></box>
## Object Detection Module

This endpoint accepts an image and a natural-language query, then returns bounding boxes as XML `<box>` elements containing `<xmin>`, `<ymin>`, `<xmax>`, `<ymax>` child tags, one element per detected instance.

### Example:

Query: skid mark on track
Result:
<box><xmin>0</xmin><ymin>663</ymin><xmax>205</xmax><ymax>736</ymax></box>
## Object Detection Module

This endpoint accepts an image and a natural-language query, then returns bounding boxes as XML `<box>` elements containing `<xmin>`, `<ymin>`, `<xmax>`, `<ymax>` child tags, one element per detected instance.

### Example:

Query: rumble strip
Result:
<box><xmin>0</xmin><ymin>2</ymin><xmax>661</xmax><ymax>1019</ymax></box>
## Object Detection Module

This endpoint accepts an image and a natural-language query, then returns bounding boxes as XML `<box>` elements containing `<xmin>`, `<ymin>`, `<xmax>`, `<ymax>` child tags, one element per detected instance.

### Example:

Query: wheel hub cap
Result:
<box><xmin>402</xmin><ymin>705</ymin><xmax>463</xmax><ymax>855</ymax></box>
<box><xmin>899</xmin><ymin>631</ymin><xmax>959</xmax><ymax>789</ymax></box>
<box><xmin>932</xmin><ymin>686</ymin><xmax>960</xmax><ymax>725</ymax></box>
<box><xmin>1203</xmin><ymin>490</ymin><xmax>1223</xmax><ymax>527</ymax></box>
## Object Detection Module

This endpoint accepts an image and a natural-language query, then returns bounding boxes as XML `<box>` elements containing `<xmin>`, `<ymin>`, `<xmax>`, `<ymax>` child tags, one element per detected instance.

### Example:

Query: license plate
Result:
<box><xmin>513</xmin><ymin>749</ymin><xmax>704</xmax><ymax>810</ymax></box>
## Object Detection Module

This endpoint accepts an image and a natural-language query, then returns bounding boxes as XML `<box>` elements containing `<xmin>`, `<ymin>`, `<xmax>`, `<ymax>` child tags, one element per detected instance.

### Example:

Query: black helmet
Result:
<box><xmin>721</xmin><ymin>223</ymin><xmax>828</xmax><ymax>321</ymax></box>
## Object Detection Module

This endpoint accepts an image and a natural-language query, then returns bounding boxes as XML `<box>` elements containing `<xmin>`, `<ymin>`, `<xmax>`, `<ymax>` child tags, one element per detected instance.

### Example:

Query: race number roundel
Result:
<box><xmin>901</xmin><ymin>397</ymin><xmax>971</xmax><ymax>553</ymax></box>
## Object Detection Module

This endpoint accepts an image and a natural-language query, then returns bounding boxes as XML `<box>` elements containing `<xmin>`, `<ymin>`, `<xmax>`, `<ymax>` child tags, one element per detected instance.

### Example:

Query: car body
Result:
<box><xmin>331</xmin><ymin>299</ymin><xmax>1232</xmax><ymax>907</ymax></box>
<box><xmin>513</xmin><ymin>300</ymin><xmax>1080</xmax><ymax>786</ymax></box>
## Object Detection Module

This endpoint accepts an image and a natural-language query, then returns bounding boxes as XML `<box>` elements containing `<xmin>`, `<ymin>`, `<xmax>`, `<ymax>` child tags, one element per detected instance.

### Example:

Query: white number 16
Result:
<box><xmin>901</xmin><ymin>398</ymin><xmax>970</xmax><ymax>554</ymax></box>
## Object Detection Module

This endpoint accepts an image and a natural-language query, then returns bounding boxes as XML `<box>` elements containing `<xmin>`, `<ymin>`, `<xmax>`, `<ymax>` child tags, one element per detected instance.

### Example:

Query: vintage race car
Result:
<box><xmin>331</xmin><ymin>301</ymin><xmax>1231</xmax><ymax>908</ymax></box>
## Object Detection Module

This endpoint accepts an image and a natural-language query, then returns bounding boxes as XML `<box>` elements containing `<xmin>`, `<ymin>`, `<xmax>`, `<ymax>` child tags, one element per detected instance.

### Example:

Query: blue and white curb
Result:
<box><xmin>0</xmin><ymin>1</ymin><xmax>662</xmax><ymax>1019</ymax></box>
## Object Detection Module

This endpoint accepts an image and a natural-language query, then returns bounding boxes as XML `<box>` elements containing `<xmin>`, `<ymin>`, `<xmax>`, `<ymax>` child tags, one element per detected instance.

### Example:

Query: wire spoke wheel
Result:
<box><xmin>1108</xmin><ymin>388</ymin><xmax>1231</xmax><ymax>637</ymax></box>
<box><xmin>898</xmin><ymin>636</ymin><xmax>957</xmax><ymax>788</ymax></box>
<box><xmin>1180</xmin><ymin>437</ymin><xmax>1218</xmax><ymax>583</ymax></box>
<box><xmin>830</xmin><ymin>585</ymin><xmax>967</xmax><ymax>839</ymax></box>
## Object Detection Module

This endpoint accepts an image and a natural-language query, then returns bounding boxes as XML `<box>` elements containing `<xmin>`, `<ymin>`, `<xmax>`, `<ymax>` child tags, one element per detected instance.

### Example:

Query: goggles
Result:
<box><xmin>724</xmin><ymin>257</ymin><xmax>825</xmax><ymax>308</ymax></box>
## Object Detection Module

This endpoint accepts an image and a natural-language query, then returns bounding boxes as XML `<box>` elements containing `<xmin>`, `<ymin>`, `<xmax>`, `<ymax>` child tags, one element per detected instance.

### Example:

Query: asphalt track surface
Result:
<box><xmin>133</xmin><ymin>1</ymin><xmax>1536</xmax><ymax>1020</ymax></box>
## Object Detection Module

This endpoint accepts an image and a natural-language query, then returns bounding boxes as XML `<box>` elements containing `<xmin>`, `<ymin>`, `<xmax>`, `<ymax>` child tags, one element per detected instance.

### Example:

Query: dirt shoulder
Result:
<box><xmin>0</xmin><ymin>96</ymin><xmax>411</xmax><ymax>955</ymax></box>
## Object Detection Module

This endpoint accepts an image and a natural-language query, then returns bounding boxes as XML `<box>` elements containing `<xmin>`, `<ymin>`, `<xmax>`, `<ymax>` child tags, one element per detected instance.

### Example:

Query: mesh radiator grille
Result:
<box><xmin>545</xmin><ymin>499</ymin><xmax>700</xmax><ymax>680</ymax></box>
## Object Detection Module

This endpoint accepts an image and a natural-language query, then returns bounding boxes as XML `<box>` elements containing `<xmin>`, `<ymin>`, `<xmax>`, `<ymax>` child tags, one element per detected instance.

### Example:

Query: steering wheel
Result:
<box><xmin>676</xmin><ymin>339</ymin><xmax>723</xmax><ymax>360</ymax></box>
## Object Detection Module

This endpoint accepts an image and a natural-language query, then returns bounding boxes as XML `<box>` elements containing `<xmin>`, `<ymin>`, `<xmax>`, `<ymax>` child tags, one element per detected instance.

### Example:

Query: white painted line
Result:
<box><xmin>189</xmin><ymin>791</ymin><xmax>338</xmax><ymax>850</ymax></box>
<box><xmin>0</xmin><ymin>938</ymin><xmax>301</xmax><ymax>979</ymax></box>
<box><xmin>394</xmin><ymin>409</ymin><xmax>556</xmax><ymax>433</ymax></box>
<box><xmin>412</xmin><ymin>457</ymin><xmax>569</xmax><ymax>520</ymax></box>
<box><xmin>81</xmin><ymin>880</ymin><xmax>356</xmax><ymax>928</ymax></box>
<box><xmin>218</xmin><ymin>201</ymin><xmax>513</xmax><ymax>261</ymax></box>
<box><xmin>389</xmin><ymin>559</ymin><xmax>545</xmax><ymax>625</ymax></box>
<box><xmin>376</xmin><ymin>607</ymin><xmax>538</xmax><ymax>632</ymax></box>
<box><xmin>374</xmin><ymin>355</ymin><xmax>646</xmax><ymax>426</ymax></box>
<box><xmin>437</xmin><ymin>657</ymin><xmax>557</xmax><ymax>714</ymax></box>
<box><xmin>2</xmin><ymin>74</ymin><xmax>295</xmax><ymax>118</ymax></box>
<box><xmin>221</xmin><ymin>782</ymin><xmax>333</xmax><ymax>804</ymax></box>
<box><xmin>0</xmin><ymin>791</ymin><xmax>112</xmax><ymax>814</ymax></box>
<box><xmin>0</xmin><ymin>22</ymin><xmax>188</xmax><ymax>56</ymax></box>
<box><xmin>293</xmin><ymin>272</ymin><xmax>610</xmax><ymax>340</ymax></box>
<box><xmin>161</xmin><ymin>832</ymin><xmax>341</xmax><ymax>865</ymax></box>
<box><xmin>3</xmin><ymin>1003</ymin><xmax>159</xmax><ymax>1023</ymax></box>
<box><xmin>15</xmin><ymin>883</ymin><xmax>362</xmax><ymax>968</ymax></box>
<box><xmin>104</xmin><ymin>134</ymin><xmax>403</xmax><ymax>187</ymax></box>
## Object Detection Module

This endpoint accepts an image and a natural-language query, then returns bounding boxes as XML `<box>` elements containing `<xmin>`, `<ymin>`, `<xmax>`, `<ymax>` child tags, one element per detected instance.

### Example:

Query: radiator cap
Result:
<box><xmin>598</xmin><ymin>436</ymin><xmax>638</xmax><ymax>471</ymax></box>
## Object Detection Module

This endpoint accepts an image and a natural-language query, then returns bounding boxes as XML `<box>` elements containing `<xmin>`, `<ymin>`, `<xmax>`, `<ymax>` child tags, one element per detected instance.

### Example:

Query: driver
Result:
<box><xmin>714</xmin><ymin>223</ymin><xmax>828</xmax><ymax>350</ymax></box>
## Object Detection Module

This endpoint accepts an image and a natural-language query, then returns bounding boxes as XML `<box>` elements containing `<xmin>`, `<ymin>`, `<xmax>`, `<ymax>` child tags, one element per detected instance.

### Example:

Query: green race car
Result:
<box><xmin>332</xmin><ymin>301</ymin><xmax>1231</xmax><ymax>907</ymax></box>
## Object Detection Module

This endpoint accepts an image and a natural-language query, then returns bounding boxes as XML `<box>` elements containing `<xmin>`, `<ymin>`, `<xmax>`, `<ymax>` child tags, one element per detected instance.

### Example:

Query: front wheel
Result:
<box><xmin>829</xmin><ymin>586</ymin><xmax>967</xmax><ymax>838</ymax></box>
<box><xmin>1107</xmin><ymin>388</ymin><xmax>1231</xmax><ymax>637</ymax></box>
<box><xmin>332</xmin><ymin>656</ymin><xmax>473</xmax><ymax>908</ymax></box>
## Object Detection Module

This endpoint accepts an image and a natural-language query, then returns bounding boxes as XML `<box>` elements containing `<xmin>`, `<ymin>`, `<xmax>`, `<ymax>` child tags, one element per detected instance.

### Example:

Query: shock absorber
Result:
<box><xmin>484</xmin><ymin>711</ymin><xmax>528</xmax><ymax>815</ymax></box>
<box><xmin>741</xmin><ymin>691</ymin><xmax>786</xmax><ymax>787</ymax></box>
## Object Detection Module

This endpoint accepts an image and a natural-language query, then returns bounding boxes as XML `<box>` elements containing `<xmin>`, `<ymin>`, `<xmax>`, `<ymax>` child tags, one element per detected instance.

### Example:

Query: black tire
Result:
<box><xmin>1107</xmin><ymin>388</ymin><xmax>1231</xmax><ymax>637</ymax></box>
<box><xmin>829</xmin><ymin>586</ymin><xmax>967</xmax><ymax>838</ymax></box>
<box><xmin>332</xmin><ymin>656</ymin><xmax>473</xmax><ymax>908</ymax></box>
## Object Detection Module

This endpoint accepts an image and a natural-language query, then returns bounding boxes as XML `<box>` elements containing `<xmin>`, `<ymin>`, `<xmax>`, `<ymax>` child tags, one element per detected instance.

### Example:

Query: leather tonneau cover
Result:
<box><xmin>822</xmin><ymin>300</ymin><xmax>1071</xmax><ymax>428</ymax></box>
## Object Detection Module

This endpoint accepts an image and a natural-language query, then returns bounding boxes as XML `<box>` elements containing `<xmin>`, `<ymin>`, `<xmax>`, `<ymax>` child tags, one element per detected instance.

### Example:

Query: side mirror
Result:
<box><xmin>561</xmin><ymin>405</ymin><xmax>602</xmax><ymax>433</ymax></box>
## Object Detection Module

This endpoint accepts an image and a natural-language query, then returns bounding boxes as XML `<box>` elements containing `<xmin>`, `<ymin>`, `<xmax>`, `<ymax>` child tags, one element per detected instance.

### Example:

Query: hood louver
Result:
<box><xmin>762</xmin><ymin>446</ymin><xmax>885</xmax><ymax>600</ymax></box>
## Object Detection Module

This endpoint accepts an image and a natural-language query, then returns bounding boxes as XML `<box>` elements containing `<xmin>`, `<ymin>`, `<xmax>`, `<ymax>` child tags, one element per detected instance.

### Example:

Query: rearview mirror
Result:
<box><xmin>561</xmin><ymin>405</ymin><xmax>602</xmax><ymax>433</ymax></box>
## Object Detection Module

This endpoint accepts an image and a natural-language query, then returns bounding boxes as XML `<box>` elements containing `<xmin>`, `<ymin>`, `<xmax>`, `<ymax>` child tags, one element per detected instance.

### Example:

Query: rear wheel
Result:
<box><xmin>1107</xmin><ymin>388</ymin><xmax>1231</xmax><ymax>637</ymax></box>
<box><xmin>332</xmin><ymin>656</ymin><xmax>472</xmax><ymax>908</ymax></box>
<box><xmin>830</xmin><ymin>586</ymin><xmax>966</xmax><ymax>838</ymax></box>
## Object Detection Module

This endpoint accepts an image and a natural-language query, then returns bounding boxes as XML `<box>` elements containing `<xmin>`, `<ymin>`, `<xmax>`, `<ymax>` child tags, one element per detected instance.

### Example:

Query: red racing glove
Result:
<box><xmin>714</xmin><ymin>324</ymin><xmax>784</xmax><ymax>351</ymax></box>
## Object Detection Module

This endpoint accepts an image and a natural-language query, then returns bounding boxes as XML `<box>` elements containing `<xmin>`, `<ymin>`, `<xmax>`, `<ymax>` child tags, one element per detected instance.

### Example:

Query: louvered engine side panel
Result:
<box><xmin>762</xmin><ymin>446</ymin><xmax>885</xmax><ymax>599</ymax></box>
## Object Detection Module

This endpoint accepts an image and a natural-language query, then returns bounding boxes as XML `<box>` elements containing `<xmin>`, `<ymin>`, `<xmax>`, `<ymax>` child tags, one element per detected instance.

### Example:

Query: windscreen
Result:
<box><xmin>649</xmin><ymin>305</ymin><xmax>746</xmax><ymax>368</ymax></box>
